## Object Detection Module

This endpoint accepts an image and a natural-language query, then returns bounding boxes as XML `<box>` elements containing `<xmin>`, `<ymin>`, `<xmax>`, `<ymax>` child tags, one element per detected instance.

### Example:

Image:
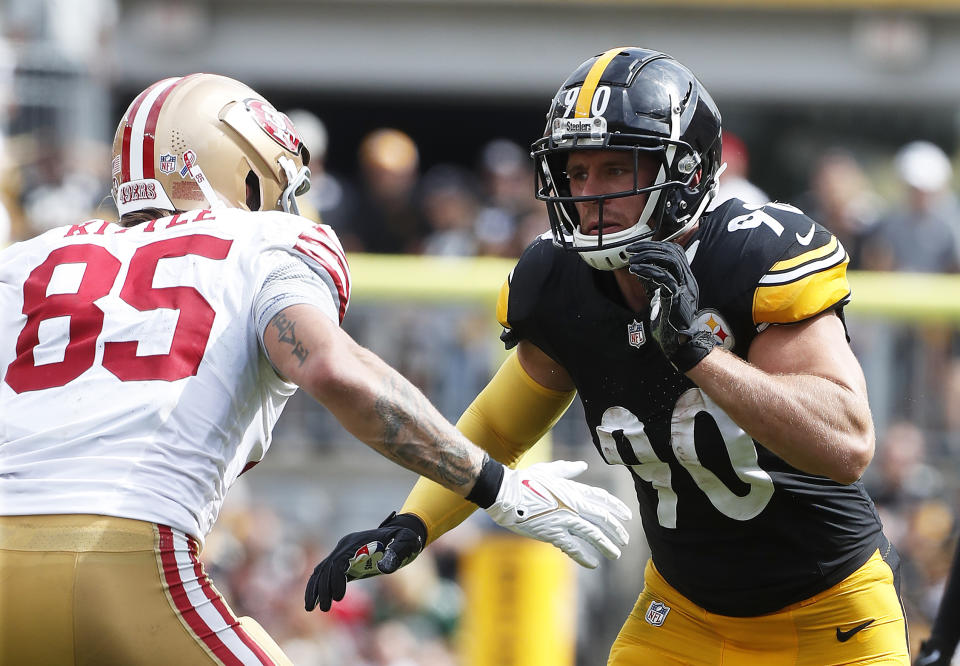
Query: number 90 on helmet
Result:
<box><xmin>111</xmin><ymin>73</ymin><xmax>311</xmax><ymax>220</ymax></box>
<box><xmin>531</xmin><ymin>47</ymin><xmax>722</xmax><ymax>270</ymax></box>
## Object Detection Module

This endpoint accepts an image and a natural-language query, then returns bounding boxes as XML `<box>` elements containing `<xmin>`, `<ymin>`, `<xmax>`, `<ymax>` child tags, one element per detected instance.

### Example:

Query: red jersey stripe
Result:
<box><xmin>310</xmin><ymin>225</ymin><xmax>351</xmax><ymax>296</ymax></box>
<box><xmin>157</xmin><ymin>525</ymin><xmax>244</xmax><ymax>666</ymax></box>
<box><xmin>293</xmin><ymin>240</ymin><xmax>349</xmax><ymax>322</ymax></box>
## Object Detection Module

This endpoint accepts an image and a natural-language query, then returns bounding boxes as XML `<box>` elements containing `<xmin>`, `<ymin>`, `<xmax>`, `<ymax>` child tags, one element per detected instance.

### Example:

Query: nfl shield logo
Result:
<box><xmin>645</xmin><ymin>600</ymin><xmax>670</xmax><ymax>627</ymax></box>
<box><xmin>627</xmin><ymin>319</ymin><xmax>646</xmax><ymax>348</ymax></box>
<box><xmin>158</xmin><ymin>153</ymin><xmax>177</xmax><ymax>175</ymax></box>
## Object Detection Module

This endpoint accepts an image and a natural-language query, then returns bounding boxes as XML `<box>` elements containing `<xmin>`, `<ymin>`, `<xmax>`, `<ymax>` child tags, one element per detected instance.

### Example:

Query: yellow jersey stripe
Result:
<box><xmin>753</xmin><ymin>261</ymin><xmax>850</xmax><ymax>324</ymax></box>
<box><xmin>496</xmin><ymin>276</ymin><xmax>511</xmax><ymax>328</ymax></box>
<box><xmin>760</xmin><ymin>242</ymin><xmax>847</xmax><ymax>286</ymax></box>
<box><xmin>575</xmin><ymin>47</ymin><xmax>625</xmax><ymax>118</ymax></box>
<box><xmin>768</xmin><ymin>236</ymin><xmax>838</xmax><ymax>272</ymax></box>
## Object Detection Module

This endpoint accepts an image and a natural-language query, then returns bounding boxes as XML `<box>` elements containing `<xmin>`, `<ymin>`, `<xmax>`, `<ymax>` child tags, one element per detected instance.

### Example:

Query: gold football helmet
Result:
<box><xmin>111</xmin><ymin>73</ymin><xmax>310</xmax><ymax>218</ymax></box>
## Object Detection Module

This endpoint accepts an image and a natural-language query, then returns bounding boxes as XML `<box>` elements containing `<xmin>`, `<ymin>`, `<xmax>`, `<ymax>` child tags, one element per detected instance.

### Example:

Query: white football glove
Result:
<box><xmin>485</xmin><ymin>460</ymin><xmax>632</xmax><ymax>568</ymax></box>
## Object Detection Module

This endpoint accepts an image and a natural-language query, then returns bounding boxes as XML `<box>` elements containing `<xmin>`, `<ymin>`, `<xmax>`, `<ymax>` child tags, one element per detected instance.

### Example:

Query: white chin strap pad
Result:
<box><xmin>278</xmin><ymin>157</ymin><xmax>310</xmax><ymax>215</ymax></box>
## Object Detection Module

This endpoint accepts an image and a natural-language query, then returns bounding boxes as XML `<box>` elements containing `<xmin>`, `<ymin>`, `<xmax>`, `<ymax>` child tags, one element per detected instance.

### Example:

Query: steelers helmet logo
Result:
<box><xmin>694</xmin><ymin>309</ymin><xmax>734</xmax><ymax>350</ymax></box>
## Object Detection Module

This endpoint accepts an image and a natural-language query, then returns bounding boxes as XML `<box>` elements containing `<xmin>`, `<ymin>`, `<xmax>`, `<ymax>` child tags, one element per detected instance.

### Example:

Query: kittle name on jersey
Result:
<box><xmin>63</xmin><ymin>209</ymin><xmax>220</xmax><ymax>237</ymax></box>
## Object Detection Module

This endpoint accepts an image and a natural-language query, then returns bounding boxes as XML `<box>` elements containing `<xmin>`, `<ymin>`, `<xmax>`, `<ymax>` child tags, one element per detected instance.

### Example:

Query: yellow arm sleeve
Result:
<box><xmin>400</xmin><ymin>350</ymin><xmax>576</xmax><ymax>544</ymax></box>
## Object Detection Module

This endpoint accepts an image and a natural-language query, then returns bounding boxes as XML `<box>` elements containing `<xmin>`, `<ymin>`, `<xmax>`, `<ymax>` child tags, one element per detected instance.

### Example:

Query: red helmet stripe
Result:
<box><xmin>141</xmin><ymin>74</ymin><xmax>202</xmax><ymax>179</ymax></box>
<box><xmin>124</xmin><ymin>77</ymin><xmax>181</xmax><ymax>182</ymax></box>
<box><xmin>119</xmin><ymin>84</ymin><xmax>158</xmax><ymax>183</ymax></box>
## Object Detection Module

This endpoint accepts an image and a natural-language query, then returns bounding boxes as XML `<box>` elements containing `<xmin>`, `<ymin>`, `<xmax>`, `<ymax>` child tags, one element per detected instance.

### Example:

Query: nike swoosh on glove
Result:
<box><xmin>485</xmin><ymin>460</ymin><xmax>632</xmax><ymax>568</ymax></box>
<box><xmin>626</xmin><ymin>240</ymin><xmax>716</xmax><ymax>372</ymax></box>
<box><xmin>304</xmin><ymin>511</ymin><xmax>426</xmax><ymax>612</ymax></box>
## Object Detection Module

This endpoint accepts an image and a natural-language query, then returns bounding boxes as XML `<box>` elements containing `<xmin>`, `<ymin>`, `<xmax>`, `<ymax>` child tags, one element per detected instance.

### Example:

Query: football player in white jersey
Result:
<box><xmin>0</xmin><ymin>74</ymin><xmax>632</xmax><ymax>665</ymax></box>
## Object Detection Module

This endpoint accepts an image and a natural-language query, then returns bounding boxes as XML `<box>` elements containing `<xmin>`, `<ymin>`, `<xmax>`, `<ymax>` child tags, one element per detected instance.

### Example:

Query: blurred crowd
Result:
<box><xmin>199</xmin><ymin>482</ymin><xmax>471</xmax><ymax>666</ymax></box>
<box><xmin>1</xmin><ymin>5</ymin><xmax>960</xmax><ymax>661</ymax></box>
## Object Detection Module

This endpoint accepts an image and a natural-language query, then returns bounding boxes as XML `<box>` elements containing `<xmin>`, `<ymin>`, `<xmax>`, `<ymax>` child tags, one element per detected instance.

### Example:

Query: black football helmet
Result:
<box><xmin>531</xmin><ymin>47</ymin><xmax>722</xmax><ymax>270</ymax></box>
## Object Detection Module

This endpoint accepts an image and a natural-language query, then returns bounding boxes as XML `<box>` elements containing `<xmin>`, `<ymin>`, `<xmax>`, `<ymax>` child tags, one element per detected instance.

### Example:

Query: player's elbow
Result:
<box><xmin>300</xmin><ymin>350</ymin><xmax>360</xmax><ymax>405</ymax></box>
<box><xmin>833</xmin><ymin>428</ymin><xmax>875</xmax><ymax>485</ymax></box>
<box><xmin>825</xmin><ymin>391</ymin><xmax>875</xmax><ymax>484</ymax></box>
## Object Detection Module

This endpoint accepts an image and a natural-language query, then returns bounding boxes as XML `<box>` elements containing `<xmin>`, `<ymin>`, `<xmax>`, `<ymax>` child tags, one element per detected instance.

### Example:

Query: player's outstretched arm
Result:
<box><xmin>261</xmin><ymin>305</ymin><xmax>632</xmax><ymax>611</ymax></box>
<box><xmin>399</xmin><ymin>344</ymin><xmax>577</xmax><ymax>545</ymax></box>
<box><xmin>304</xmin><ymin>456</ymin><xmax>631</xmax><ymax>612</ymax></box>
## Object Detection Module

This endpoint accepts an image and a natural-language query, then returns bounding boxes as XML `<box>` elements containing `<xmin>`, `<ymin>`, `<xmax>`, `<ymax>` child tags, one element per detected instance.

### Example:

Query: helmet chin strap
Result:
<box><xmin>278</xmin><ymin>156</ymin><xmax>311</xmax><ymax>215</ymax></box>
<box><xmin>659</xmin><ymin>169</ymin><xmax>720</xmax><ymax>243</ymax></box>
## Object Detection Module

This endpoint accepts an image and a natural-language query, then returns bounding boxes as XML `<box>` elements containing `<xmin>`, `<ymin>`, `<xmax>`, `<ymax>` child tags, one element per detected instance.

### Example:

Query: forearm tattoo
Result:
<box><xmin>271</xmin><ymin>312</ymin><xmax>310</xmax><ymax>366</ymax></box>
<box><xmin>373</xmin><ymin>373</ymin><xmax>476</xmax><ymax>488</ymax></box>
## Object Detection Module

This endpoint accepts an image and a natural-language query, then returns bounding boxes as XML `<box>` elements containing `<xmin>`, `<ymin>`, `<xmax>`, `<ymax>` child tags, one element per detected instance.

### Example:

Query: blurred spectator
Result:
<box><xmin>944</xmin><ymin>359</ymin><xmax>960</xmax><ymax>456</ymax></box>
<box><xmin>856</xmin><ymin>141</ymin><xmax>960</xmax><ymax>428</ymax></box>
<box><xmin>0</xmin><ymin>30</ymin><xmax>18</xmax><ymax>246</ymax></box>
<box><xmin>415</xmin><ymin>164</ymin><xmax>494</xmax><ymax>419</ymax></box>
<box><xmin>794</xmin><ymin>148</ymin><xmax>882</xmax><ymax>269</ymax></box>
<box><xmin>6</xmin><ymin>0</ymin><xmax>118</xmax><ymax>66</ymax></box>
<box><xmin>860</xmin><ymin>140</ymin><xmax>960</xmax><ymax>273</ymax></box>
<box><xmin>285</xmin><ymin>108</ymin><xmax>356</xmax><ymax>233</ymax></box>
<box><xmin>474</xmin><ymin>138</ymin><xmax>537</xmax><ymax>257</ymax></box>
<box><xmin>347</xmin><ymin>128</ymin><xmax>426</xmax><ymax>254</ymax></box>
<box><xmin>0</xmin><ymin>141</ymin><xmax>10</xmax><ymax>245</ymax></box>
<box><xmin>867</xmin><ymin>421</ymin><xmax>943</xmax><ymax>540</ymax></box>
<box><xmin>710</xmin><ymin>131</ymin><xmax>768</xmax><ymax>209</ymax></box>
<box><xmin>18</xmin><ymin>134</ymin><xmax>109</xmax><ymax>235</ymax></box>
<box><xmin>515</xmin><ymin>206</ymin><xmax>551</xmax><ymax>250</ymax></box>
<box><xmin>421</xmin><ymin>164</ymin><xmax>480</xmax><ymax>257</ymax></box>
<box><xmin>902</xmin><ymin>501</ymin><xmax>958</xmax><ymax>629</ymax></box>
<box><xmin>865</xmin><ymin>421</ymin><xmax>956</xmax><ymax>651</ymax></box>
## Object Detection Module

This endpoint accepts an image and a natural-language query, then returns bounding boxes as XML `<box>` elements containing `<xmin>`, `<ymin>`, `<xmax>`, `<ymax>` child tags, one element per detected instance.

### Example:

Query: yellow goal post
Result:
<box><xmin>348</xmin><ymin>253</ymin><xmax>960</xmax><ymax>324</ymax></box>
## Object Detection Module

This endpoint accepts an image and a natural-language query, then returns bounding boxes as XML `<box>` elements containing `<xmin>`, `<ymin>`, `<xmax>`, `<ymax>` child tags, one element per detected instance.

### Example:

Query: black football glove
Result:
<box><xmin>914</xmin><ymin>638</ymin><xmax>955</xmax><ymax>666</ymax></box>
<box><xmin>626</xmin><ymin>240</ymin><xmax>716</xmax><ymax>372</ymax></box>
<box><xmin>304</xmin><ymin>511</ymin><xmax>426</xmax><ymax>612</ymax></box>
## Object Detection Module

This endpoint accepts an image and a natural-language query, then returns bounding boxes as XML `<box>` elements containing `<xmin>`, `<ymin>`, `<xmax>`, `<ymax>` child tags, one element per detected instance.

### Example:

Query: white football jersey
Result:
<box><xmin>0</xmin><ymin>208</ymin><xmax>350</xmax><ymax>541</ymax></box>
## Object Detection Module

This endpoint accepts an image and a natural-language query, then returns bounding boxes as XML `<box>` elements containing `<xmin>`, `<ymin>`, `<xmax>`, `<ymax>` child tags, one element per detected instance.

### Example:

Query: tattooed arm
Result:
<box><xmin>262</xmin><ymin>303</ymin><xmax>485</xmax><ymax>496</ymax></box>
<box><xmin>268</xmin><ymin>304</ymin><xmax>633</xmax><ymax>591</ymax></box>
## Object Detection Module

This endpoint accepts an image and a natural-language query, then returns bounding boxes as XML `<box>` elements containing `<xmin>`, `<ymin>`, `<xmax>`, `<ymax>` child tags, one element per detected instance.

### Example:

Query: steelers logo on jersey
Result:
<box><xmin>694</xmin><ymin>309</ymin><xmax>735</xmax><ymax>350</ymax></box>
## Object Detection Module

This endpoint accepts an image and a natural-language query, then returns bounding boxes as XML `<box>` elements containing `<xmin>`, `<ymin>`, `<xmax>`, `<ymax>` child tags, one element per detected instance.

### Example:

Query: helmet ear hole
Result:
<box><xmin>245</xmin><ymin>170</ymin><xmax>261</xmax><ymax>211</ymax></box>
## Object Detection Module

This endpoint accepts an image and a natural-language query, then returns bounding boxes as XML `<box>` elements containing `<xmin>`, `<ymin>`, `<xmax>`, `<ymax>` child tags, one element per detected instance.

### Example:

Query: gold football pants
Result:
<box><xmin>609</xmin><ymin>550</ymin><xmax>908</xmax><ymax>665</ymax></box>
<box><xmin>0</xmin><ymin>514</ymin><xmax>293</xmax><ymax>665</ymax></box>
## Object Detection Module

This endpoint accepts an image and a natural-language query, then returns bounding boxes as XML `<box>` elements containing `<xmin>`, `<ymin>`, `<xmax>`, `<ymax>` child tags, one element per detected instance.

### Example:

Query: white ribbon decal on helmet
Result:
<box><xmin>181</xmin><ymin>149</ymin><xmax>223</xmax><ymax>209</ymax></box>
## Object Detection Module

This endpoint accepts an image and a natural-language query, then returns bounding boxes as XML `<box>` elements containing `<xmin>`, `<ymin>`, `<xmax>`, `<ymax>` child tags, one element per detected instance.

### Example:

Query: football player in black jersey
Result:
<box><xmin>306</xmin><ymin>47</ymin><xmax>909</xmax><ymax>664</ymax></box>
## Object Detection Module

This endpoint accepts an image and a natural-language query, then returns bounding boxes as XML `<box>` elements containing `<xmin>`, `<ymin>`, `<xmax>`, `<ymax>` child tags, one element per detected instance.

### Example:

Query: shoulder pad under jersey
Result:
<box><xmin>497</xmin><ymin>233</ymin><xmax>558</xmax><ymax>346</ymax></box>
<box><xmin>695</xmin><ymin>200</ymin><xmax>850</xmax><ymax>325</ymax></box>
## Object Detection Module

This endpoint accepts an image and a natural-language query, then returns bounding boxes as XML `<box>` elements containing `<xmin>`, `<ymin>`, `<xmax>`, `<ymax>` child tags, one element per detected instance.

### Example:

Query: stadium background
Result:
<box><xmin>2</xmin><ymin>1</ymin><xmax>960</xmax><ymax>663</ymax></box>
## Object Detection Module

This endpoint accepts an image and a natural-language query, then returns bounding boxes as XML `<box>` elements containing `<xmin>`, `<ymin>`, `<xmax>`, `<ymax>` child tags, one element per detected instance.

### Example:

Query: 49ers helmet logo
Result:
<box><xmin>245</xmin><ymin>98</ymin><xmax>301</xmax><ymax>154</ymax></box>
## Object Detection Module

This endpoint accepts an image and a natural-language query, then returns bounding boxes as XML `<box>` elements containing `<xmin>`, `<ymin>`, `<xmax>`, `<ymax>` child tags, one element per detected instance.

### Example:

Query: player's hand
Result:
<box><xmin>914</xmin><ymin>638</ymin><xmax>954</xmax><ymax>666</ymax></box>
<box><xmin>304</xmin><ymin>511</ymin><xmax>426</xmax><ymax>612</ymax></box>
<box><xmin>626</xmin><ymin>240</ymin><xmax>716</xmax><ymax>372</ymax></box>
<box><xmin>485</xmin><ymin>460</ymin><xmax>632</xmax><ymax>568</ymax></box>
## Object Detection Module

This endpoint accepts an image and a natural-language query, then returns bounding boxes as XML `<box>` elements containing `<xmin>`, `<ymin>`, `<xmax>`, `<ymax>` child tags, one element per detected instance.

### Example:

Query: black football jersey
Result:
<box><xmin>498</xmin><ymin>199</ymin><xmax>883</xmax><ymax>616</ymax></box>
